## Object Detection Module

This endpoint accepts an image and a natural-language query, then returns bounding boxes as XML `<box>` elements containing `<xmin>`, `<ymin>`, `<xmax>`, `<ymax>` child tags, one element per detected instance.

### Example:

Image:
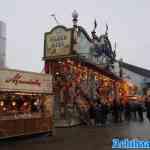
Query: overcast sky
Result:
<box><xmin>0</xmin><ymin>0</ymin><xmax>150</xmax><ymax>72</ymax></box>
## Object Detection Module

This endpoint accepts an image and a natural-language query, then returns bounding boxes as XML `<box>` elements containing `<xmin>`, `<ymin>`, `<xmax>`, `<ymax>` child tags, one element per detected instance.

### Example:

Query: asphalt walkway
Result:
<box><xmin>1</xmin><ymin>119</ymin><xmax>150</xmax><ymax>150</ymax></box>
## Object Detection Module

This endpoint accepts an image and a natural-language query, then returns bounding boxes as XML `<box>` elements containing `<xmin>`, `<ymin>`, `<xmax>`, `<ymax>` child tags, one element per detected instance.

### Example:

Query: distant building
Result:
<box><xmin>120</xmin><ymin>61</ymin><xmax>150</xmax><ymax>95</ymax></box>
<box><xmin>0</xmin><ymin>21</ymin><xmax>6</xmax><ymax>68</ymax></box>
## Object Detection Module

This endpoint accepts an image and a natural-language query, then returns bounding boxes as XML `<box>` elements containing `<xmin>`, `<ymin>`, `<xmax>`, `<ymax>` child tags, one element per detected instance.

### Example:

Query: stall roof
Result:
<box><xmin>120</xmin><ymin>62</ymin><xmax>150</xmax><ymax>78</ymax></box>
<box><xmin>75</xmin><ymin>56</ymin><xmax>121</xmax><ymax>81</ymax></box>
<box><xmin>43</xmin><ymin>55</ymin><xmax>121</xmax><ymax>81</ymax></box>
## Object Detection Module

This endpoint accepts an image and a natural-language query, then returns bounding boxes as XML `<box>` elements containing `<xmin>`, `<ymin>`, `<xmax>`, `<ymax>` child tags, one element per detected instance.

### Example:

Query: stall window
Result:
<box><xmin>0</xmin><ymin>94</ymin><xmax>44</xmax><ymax>115</ymax></box>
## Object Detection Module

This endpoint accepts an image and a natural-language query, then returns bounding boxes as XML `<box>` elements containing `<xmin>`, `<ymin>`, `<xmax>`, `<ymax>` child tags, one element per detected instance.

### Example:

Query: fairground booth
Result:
<box><xmin>43</xmin><ymin>11</ymin><xmax>125</xmax><ymax>127</ymax></box>
<box><xmin>0</xmin><ymin>68</ymin><xmax>53</xmax><ymax>139</ymax></box>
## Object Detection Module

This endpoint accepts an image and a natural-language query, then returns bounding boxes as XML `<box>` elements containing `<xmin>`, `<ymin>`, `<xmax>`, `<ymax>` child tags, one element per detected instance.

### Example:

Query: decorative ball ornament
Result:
<box><xmin>72</xmin><ymin>10</ymin><xmax>79</xmax><ymax>19</ymax></box>
<box><xmin>72</xmin><ymin>10</ymin><xmax>79</xmax><ymax>27</ymax></box>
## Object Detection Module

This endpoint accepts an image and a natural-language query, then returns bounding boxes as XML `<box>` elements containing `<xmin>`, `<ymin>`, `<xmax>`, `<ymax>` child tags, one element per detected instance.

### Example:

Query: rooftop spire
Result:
<box><xmin>91</xmin><ymin>19</ymin><xmax>98</xmax><ymax>40</ymax></box>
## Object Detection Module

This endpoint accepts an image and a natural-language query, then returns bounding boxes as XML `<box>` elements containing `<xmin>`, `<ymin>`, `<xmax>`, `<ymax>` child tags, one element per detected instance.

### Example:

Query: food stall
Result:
<box><xmin>118</xmin><ymin>79</ymin><xmax>141</xmax><ymax>103</ymax></box>
<box><xmin>48</xmin><ymin>58</ymin><xmax>121</xmax><ymax>127</ymax></box>
<box><xmin>0</xmin><ymin>68</ymin><xmax>53</xmax><ymax>139</ymax></box>
<box><xmin>43</xmin><ymin>23</ymin><xmax>121</xmax><ymax>126</ymax></box>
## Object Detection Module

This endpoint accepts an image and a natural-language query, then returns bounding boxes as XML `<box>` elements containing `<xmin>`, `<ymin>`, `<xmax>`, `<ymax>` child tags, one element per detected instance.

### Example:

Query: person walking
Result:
<box><xmin>112</xmin><ymin>100</ymin><xmax>119</xmax><ymax>123</ymax></box>
<box><xmin>79</xmin><ymin>104</ymin><xmax>91</xmax><ymax>126</ymax></box>
<box><xmin>118</xmin><ymin>99</ymin><xmax>124</xmax><ymax>122</ymax></box>
<box><xmin>93</xmin><ymin>101</ymin><xmax>102</xmax><ymax>126</ymax></box>
<box><xmin>124</xmin><ymin>101</ymin><xmax>131</xmax><ymax>121</ymax></box>
<box><xmin>145</xmin><ymin>95</ymin><xmax>150</xmax><ymax>122</ymax></box>
<box><xmin>89</xmin><ymin>101</ymin><xmax>95</xmax><ymax>126</ymax></box>
<box><xmin>101</xmin><ymin>100</ymin><xmax>108</xmax><ymax>125</ymax></box>
<box><xmin>137</xmin><ymin>101</ymin><xmax>144</xmax><ymax>122</ymax></box>
<box><xmin>131</xmin><ymin>100</ymin><xmax>138</xmax><ymax>120</ymax></box>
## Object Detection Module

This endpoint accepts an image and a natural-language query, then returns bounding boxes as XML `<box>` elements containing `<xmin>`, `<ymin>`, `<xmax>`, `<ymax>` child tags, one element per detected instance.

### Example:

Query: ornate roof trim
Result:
<box><xmin>78</xmin><ymin>26</ymin><xmax>92</xmax><ymax>42</ymax></box>
<box><xmin>44</xmin><ymin>25</ymin><xmax>73</xmax><ymax>35</ymax></box>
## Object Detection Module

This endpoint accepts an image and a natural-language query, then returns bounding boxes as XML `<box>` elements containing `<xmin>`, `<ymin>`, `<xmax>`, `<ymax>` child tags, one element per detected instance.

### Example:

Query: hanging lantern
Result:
<box><xmin>23</xmin><ymin>102</ymin><xmax>28</xmax><ymax>106</ymax></box>
<box><xmin>73</xmin><ymin>66</ymin><xmax>77</xmax><ymax>70</ymax></box>
<box><xmin>95</xmin><ymin>75</ymin><xmax>99</xmax><ymax>80</ymax></box>
<box><xmin>34</xmin><ymin>101</ymin><xmax>38</xmax><ymax>106</ymax></box>
<box><xmin>12</xmin><ymin>101</ymin><xmax>16</xmax><ymax>106</ymax></box>
<box><xmin>77</xmin><ymin>64</ymin><xmax>81</xmax><ymax>68</ymax></box>
<box><xmin>3</xmin><ymin>107</ymin><xmax>6</xmax><ymax>111</ymax></box>
<box><xmin>0</xmin><ymin>101</ymin><xmax>4</xmax><ymax>106</ymax></box>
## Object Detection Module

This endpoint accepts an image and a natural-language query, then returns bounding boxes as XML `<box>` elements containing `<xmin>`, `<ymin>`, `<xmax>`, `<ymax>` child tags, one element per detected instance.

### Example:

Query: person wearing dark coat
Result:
<box><xmin>124</xmin><ymin>101</ymin><xmax>131</xmax><ymax>121</ymax></box>
<box><xmin>112</xmin><ymin>100</ymin><xmax>119</xmax><ymax>123</ymax></box>
<box><xmin>100</xmin><ymin>101</ymin><xmax>108</xmax><ymax>125</ymax></box>
<box><xmin>145</xmin><ymin>96</ymin><xmax>150</xmax><ymax>122</ymax></box>
<box><xmin>131</xmin><ymin>101</ymin><xmax>138</xmax><ymax>120</ymax></box>
<box><xmin>89</xmin><ymin>102</ymin><xmax>95</xmax><ymax>126</ymax></box>
<box><xmin>137</xmin><ymin>102</ymin><xmax>144</xmax><ymax>122</ymax></box>
<box><xmin>93</xmin><ymin>102</ymin><xmax>102</xmax><ymax>126</ymax></box>
<box><xmin>118</xmin><ymin>100</ymin><xmax>124</xmax><ymax>122</ymax></box>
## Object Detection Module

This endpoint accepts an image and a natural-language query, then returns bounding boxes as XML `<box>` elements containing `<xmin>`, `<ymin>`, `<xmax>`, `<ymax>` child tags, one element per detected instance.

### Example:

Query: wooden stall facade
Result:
<box><xmin>0</xmin><ymin>68</ymin><xmax>53</xmax><ymax>139</ymax></box>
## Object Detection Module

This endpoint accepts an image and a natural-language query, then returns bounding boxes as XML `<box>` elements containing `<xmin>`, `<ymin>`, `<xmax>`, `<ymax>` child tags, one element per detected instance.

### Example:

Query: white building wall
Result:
<box><xmin>113</xmin><ymin>61</ymin><xmax>120</xmax><ymax>76</ymax></box>
<box><xmin>0</xmin><ymin>21</ymin><xmax>6</xmax><ymax>68</ymax></box>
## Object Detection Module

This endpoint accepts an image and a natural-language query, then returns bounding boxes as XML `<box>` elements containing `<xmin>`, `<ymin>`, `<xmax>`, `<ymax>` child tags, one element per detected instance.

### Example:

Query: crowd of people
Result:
<box><xmin>78</xmin><ymin>95</ymin><xmax>150</xmax><ymax>127</ymax></box>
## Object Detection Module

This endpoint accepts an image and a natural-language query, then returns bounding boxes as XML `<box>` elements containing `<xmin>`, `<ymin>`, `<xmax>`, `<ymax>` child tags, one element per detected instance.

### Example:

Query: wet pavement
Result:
<box><xmin>1</xmin><ymin>118</ymin><xmax>150</xmax><ymax>150</ymax></box>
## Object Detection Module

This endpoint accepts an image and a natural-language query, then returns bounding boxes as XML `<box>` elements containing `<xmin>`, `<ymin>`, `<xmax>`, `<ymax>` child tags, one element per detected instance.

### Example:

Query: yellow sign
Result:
<box><xmin>45</xmin><ymin>26</ymin><xmax>71</xmax><ymax>57</ymax></box>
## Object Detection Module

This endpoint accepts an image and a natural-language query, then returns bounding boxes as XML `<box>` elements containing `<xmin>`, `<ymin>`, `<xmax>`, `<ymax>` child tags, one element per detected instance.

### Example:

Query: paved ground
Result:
<box><xmin>1</xmin><ymin>118</ymin><xmax>150</xmax><ymax>150</ymax></box>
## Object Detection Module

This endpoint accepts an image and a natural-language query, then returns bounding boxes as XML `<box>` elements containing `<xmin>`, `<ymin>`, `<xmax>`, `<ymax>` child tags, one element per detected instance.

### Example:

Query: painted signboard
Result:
<box><xmin>44</xmin><ymin>26</ymin><xmax>71</xmax><ymax>57</ymax></box>
<box><xmin>0</xmin><ymin>68</ymin><xmax>52</xmax><ymax>93</ymax></box>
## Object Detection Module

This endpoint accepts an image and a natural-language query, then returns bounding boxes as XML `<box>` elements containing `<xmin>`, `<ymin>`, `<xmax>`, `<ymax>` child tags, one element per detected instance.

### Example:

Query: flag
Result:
<box><xmin>94</xmin><ymin>19</ymin><xmax>97</xmax><ymax>30</ymax></box>
<box><xmin>105</xmin><ymin>24</ymin><xmax>108</xmax><ymax>34</ymax></box>
<box><xmin>113</xmin><ymin>49</ymin><xmax>116</xmax><ymax>59</ymax></box>
<box><xmin>113</xmin><ymin>42</ymin><xmax>117</xmax><ymax>59</ymax></box>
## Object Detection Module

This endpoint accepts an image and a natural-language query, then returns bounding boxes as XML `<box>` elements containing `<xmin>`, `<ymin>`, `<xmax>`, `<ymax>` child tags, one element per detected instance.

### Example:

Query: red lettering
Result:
<box><xmin>5</xmin><ymin>73</ymin><xmax>41</xmax><ymax>86</ymax></box>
